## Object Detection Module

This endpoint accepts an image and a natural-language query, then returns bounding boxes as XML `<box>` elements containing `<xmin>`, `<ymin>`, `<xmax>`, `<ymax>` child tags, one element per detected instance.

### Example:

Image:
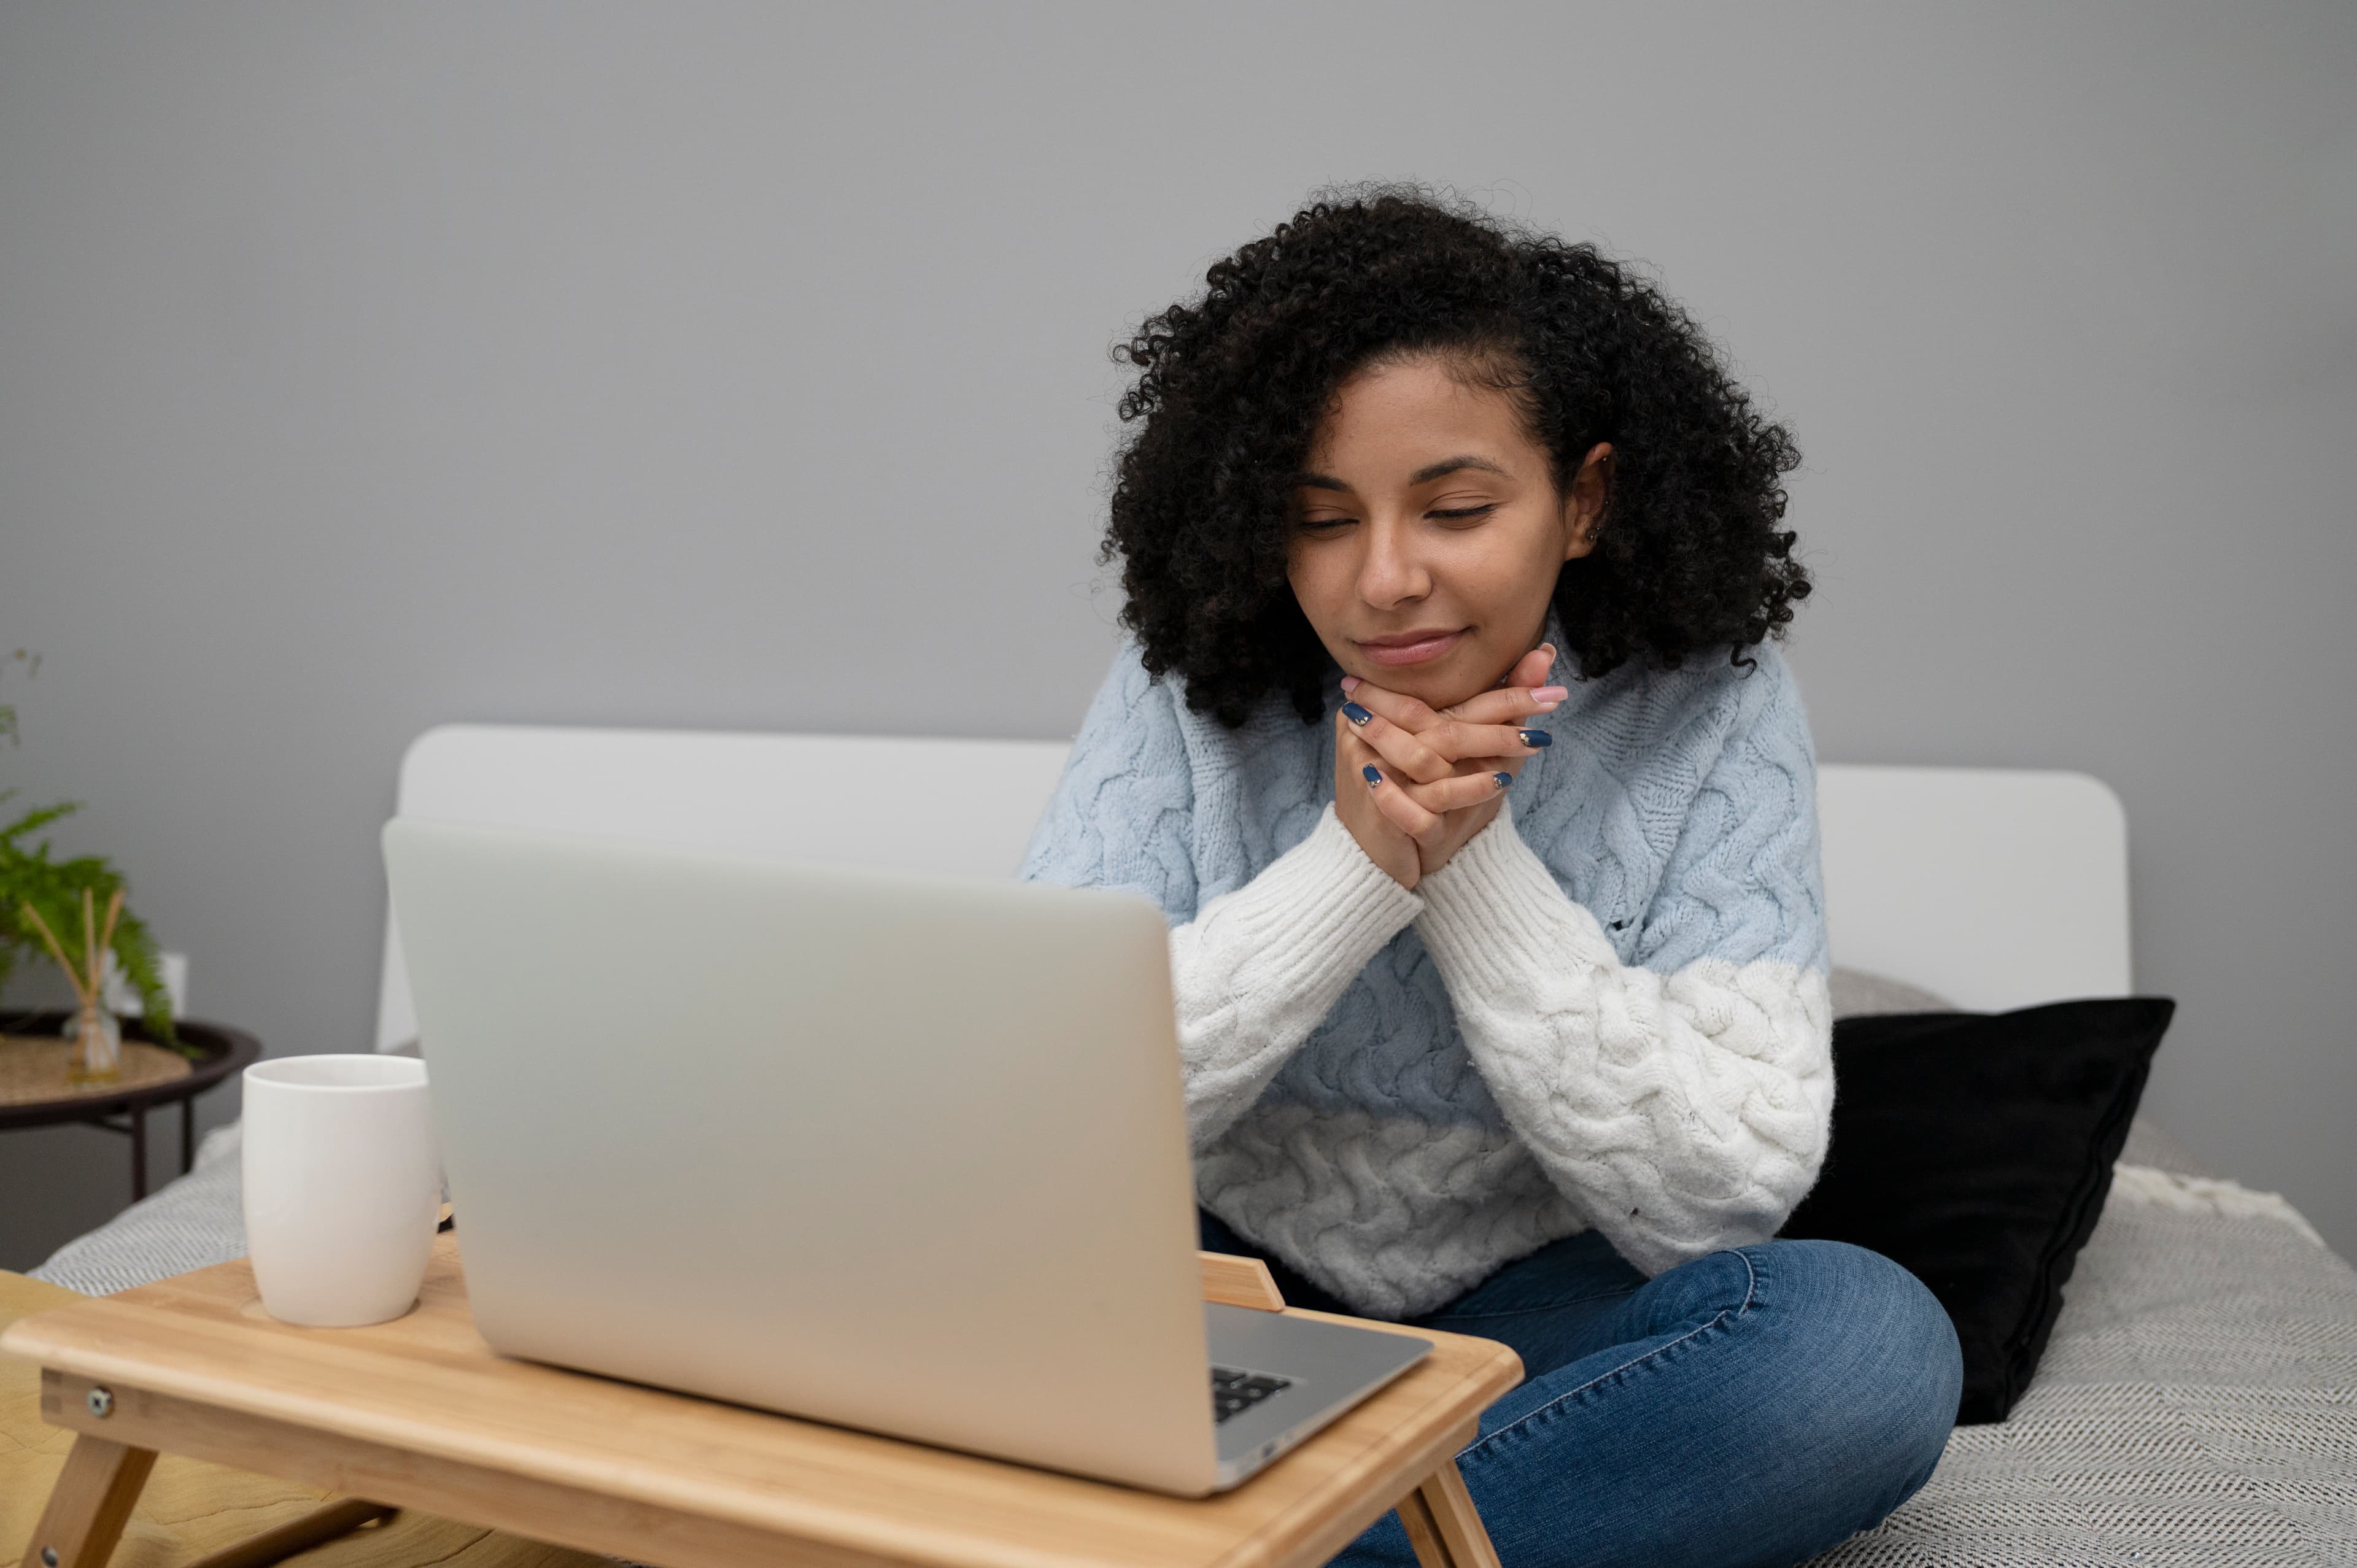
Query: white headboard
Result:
<box><xmin>373</xmin><ymin>725</ymin><xmax>1073</xmax><ymax>1049</ymax></box>
<box><xmin>1816</xmin><ymin>764</ymin><xmax>2129</xmax><ymax>1011</ymax></box>
<box><xmin>375</xmin><ymin>725</ymin><xmax>2131</xmax><ymax>1048</ymax></box>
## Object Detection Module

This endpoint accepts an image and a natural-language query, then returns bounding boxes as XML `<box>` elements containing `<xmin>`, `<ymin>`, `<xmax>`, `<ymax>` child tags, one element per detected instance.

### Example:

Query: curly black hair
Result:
<box><xmin>1103</xmin><ymin>184</ymin><xmax>1809</xmax><ymax>728</ymax></box>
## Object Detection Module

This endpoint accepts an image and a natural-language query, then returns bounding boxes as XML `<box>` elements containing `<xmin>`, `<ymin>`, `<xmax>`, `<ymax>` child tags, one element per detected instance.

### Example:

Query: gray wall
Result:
<box><xmin>2</xmin><ymin>2</ymin><xmax>2350</xmax><ymax>1269</ymax></box>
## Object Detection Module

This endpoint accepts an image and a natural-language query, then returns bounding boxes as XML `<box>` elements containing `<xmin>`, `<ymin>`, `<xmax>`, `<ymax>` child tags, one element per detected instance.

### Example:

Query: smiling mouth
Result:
<box><xmin>1355</xmin><ymin>628</ymin><xmax>1466</xmax><ymax>666</ymax></box>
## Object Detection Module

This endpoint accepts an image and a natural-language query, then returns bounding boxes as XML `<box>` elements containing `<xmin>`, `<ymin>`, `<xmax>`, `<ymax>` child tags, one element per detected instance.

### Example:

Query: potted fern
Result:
<box><xmin>0</xmin><ymin>798</ymin><xmax>182</xmax><ymax>1079</ymax></box>
<box><xmin>1</xmin><ymin>653</ymin><xmax>180</xmax><ymax>1080</ymax></box>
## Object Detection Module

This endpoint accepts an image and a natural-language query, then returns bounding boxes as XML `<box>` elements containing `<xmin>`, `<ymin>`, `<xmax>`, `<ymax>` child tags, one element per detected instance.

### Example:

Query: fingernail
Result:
<box><xmin>1342</xmin><ymin>702</ymin><xmax>1373</xmax><ymax>726</ymax></box>
<box><xmin>1493</xmin><ymin>771</ymin><xmax>1513</xmax><ymax>789</ymax></box>
<box><xmin>1531</xmin><ymin>686</ymin><xmax>1569</xmax><ymax>703</ymax></box>
<box><xmin>1339</xmin><ymin>675</ymin><xmax>1360</xmax><ymax>693</ymax></box>
<box><xmin>1363</xmin><ymin>764</ymin><xmax>1382</xmax><ymax>786</ymax></box>
<box><xmin>1519</xmin><ymin>730</ymin><xmax>1553</xmax><ymax>748</ymax></box>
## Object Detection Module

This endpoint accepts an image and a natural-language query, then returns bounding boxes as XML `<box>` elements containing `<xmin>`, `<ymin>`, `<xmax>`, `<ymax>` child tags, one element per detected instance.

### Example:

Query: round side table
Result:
<box><xmin>0</xmin><ymin>1012</ymin><xmax>261</xmax><ymax>1201</ymax></box>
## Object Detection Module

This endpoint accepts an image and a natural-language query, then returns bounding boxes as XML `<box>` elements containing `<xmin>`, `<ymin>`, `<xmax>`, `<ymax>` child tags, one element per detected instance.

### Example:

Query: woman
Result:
<box><xmin>1020</xmin><ymin>187</ymin><xmax>1961</xmax><ymax>1568</ymax></box>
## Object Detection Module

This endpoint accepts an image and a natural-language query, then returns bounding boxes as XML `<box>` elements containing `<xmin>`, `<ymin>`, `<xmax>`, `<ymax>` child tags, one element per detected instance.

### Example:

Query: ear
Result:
<box><xmin>1558</xmin><ymin>442</ymin><xmax>1614</xmax><ymax>562</ymax></box>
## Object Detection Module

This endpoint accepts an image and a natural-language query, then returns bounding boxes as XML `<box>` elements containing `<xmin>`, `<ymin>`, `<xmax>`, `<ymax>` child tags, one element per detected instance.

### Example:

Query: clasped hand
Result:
<box><xmin>1334</xmin><ymin>644</ymin><xmax>1567</xmax><ymax>889</ymax></box>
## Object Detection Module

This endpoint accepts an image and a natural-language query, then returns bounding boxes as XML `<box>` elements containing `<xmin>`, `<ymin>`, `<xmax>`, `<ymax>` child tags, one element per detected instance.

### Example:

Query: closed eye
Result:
<box><xmin>1430</xmin><ymin>504</ymin><xmax>1498</xmax><ymax>522</ymax></box>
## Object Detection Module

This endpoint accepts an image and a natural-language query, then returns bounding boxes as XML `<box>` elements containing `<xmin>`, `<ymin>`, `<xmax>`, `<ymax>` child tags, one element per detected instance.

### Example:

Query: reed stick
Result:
<box><xmin>95</xmin><ymin>887</ymin><xmax>123</xmax><ymax>995</ymax></box>
<box><xmin>80</xmin><ymin>888</ymin><xmax>97</xmax><ymax>998</ymax></box>
<box><xmin>20</xmin><ymin>900</ymin><xmax>91</xmax><ymax>1008</ymax></box>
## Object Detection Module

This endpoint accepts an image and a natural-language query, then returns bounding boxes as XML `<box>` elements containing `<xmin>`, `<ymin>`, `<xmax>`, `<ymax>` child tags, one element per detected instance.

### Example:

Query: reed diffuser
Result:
<box><xmin>21</xmin><ymin>887</ymin><xmax>126</xmax><ymax>1082</ymax></box>
<box><xmin>1</xmin><ymin>795</ymin><xmax>180</xmax><ymax>1064</ymax></box>
<box><xmin>2</xmin><ymin>655</ymin><xmax>180</xmax><ymax>1062</ymax></box>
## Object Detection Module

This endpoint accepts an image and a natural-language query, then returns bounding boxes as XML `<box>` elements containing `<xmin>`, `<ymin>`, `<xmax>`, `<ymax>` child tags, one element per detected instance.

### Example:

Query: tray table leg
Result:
<box><xmin>181</xmin><ymin>1498</ymin><xmax>401</xmax><ymax>1568</ymax></box>
<box><xmin>1396</xmin><ymin>1458</ymin><xmax>1501</xmax><ymax>1568</ymax></box>
<box><xmin>23</xmin><ymin>1433</ymin><xmax>157</xmax><ymax>1568</ymax></box>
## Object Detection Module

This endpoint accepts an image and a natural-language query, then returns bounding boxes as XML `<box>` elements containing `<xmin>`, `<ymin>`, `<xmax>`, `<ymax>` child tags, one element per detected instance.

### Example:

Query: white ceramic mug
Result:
<box><xmin>242</xmin><ymin>1054</ymin><xmax>441</xmax><ymax>1326</ymax></box>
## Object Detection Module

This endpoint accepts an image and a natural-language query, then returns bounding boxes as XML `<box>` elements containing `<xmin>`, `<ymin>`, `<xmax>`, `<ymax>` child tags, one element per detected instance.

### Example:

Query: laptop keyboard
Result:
<box><xmin>1211</xmin><ymin>1365</ymin><xmax>1293</xmax><ymax>1424</ymax></box>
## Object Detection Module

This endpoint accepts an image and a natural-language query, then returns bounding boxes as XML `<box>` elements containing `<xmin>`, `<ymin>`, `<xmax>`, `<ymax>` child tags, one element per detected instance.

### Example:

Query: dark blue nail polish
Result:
<box><xmin>1363</xmin><ymin>764</ymin><xmax>1382</xmax><ymax>786</ymax></box>
<box><xmin>1518</xmin><ymin>729</ymin><xmax>1552</xmax><ymax>748</ymax></box>
<box><xmin>1493</xmin><ymin>772</ymin><xmax>1513</xmax><ymax>789</ymax></box>
<box><xmin>1342</xmin><ymin>702</ymin><xmax>1374</xmax><ymax>726</ymax></box>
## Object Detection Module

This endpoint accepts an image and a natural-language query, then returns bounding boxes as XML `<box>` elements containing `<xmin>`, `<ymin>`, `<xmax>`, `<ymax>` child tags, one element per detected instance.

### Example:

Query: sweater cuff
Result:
<box><xmin>1202</xmin><ymin>803</ymin><xmax>1425</xmax><ymax>997</ymax></box>
<box><xmin>1414</xmin><ymin>800</ymin><xmax>1616</xmax><ymax>993</ymax></box>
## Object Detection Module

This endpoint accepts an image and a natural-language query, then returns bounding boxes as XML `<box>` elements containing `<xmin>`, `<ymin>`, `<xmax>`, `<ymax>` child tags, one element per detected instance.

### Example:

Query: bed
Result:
<box><xmin>20</xmin><ymin>725</ymin><xmax>2357</xmax><ymax>1566</ymax></box>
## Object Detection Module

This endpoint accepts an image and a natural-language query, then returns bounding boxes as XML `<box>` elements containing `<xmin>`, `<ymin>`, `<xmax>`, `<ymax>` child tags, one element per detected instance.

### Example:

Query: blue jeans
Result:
<box><xmin>1199</xmin><ymin>1213</ymin><xmax>1962</xmax><ymax>1568</ymax></box>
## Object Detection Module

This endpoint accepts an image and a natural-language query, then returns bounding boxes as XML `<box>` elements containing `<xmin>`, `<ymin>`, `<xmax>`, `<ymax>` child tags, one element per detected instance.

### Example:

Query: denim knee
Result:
<box><xmin>1763</xmin><ymin>1239</ymin><xmax>1962</xmax><ymax>1508</ymax></box>
<box><xmin>1627</xmin><ymin>1242</ymin><xmax>1762</xmax><ymax>1329</ymax></box>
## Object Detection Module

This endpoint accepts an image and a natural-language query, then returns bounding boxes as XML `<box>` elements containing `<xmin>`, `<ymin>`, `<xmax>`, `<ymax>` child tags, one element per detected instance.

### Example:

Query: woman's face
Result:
<box><xmin>1287</xmin><ymin>354</ymin><xmax>1610</xmax><ymax>709</ymax></box>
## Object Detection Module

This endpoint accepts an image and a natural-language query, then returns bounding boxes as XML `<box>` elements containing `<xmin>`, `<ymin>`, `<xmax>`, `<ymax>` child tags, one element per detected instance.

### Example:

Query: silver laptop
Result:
<box><xmin>382</xmin><ymin>817</ymin><xmax>1430</xmax><ymax>1496</ymax></box>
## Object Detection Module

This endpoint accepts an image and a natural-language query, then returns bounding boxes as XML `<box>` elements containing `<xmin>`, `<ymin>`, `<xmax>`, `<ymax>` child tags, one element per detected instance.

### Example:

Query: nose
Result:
<box><xmin>1356</xmin><ymin>516</ymin><xmax>1431</xmax><ymax>609</ymax></box>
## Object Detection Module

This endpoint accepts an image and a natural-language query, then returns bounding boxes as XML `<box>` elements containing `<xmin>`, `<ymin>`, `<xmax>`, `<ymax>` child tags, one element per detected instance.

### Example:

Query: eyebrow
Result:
<box><xmin>1291</xmin><ymin>455</ymin><xmax>1513</xmax><ymax>493</ymax></box>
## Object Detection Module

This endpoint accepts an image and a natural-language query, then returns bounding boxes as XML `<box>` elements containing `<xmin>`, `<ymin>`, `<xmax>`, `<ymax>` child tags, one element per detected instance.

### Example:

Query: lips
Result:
<box><xmin>1355</xmin><ymin>628</ymin><xmax>1466</xmax><ymax>667</ymax></box>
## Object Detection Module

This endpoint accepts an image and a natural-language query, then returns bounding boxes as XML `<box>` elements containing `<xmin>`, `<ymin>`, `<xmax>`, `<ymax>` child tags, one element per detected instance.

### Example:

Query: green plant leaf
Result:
<box><xmin>0</xmin><ymin>795</ymin><xmax>180</xmax><ymax>1049</ymax></box>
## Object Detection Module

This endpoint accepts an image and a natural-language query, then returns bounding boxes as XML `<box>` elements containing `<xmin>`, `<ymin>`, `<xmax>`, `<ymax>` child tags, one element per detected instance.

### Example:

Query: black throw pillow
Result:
<box><xmin>1778</xmin><ymin>997</ymin><xmax>2175</xmax><ymax>1424</ymax></box>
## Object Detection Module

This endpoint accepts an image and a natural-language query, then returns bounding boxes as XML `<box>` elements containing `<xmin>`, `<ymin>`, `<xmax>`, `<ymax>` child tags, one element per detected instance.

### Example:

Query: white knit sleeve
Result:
<box><xmin>1171</xmin><ymin>803</ymin><xmax>1424</xmax><ymax>1149</ymax></box>
<box><xmin>1412</xmin><ymin>801</ymin><xmax>1833</xmax><ymax>1276</ymax></box>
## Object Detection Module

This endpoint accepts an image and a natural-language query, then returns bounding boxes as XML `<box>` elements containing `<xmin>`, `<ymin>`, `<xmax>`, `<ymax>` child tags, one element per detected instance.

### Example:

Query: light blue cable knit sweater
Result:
<box><xmin>1019</xmin><ymin>631</ymin><xmax>1834</xmax><ymax>1319</ymax></box>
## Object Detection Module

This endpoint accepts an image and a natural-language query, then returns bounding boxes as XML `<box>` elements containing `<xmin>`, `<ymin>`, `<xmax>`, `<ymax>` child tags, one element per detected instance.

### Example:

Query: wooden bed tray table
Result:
<box><xmin>4</xmin><ymin>1233</ymin><xmax>1521</xmax><ymax>1568</ymax></box>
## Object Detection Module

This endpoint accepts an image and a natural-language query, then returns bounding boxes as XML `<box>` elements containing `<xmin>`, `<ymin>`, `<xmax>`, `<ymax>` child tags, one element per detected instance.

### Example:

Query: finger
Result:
<box><xmin>1337</xmin><ymin>724</ymin><xmax>1387</xmax><ymax>785</ymax></box>
<box><xmin>1442</xmin><ymin>752</ymin><xmax>1529</xmax><ymax>796</ymax></box>
<box><xmin>1338</xmin><ymin>679</ymin><xmax>1439</xmax><ymax>733</ymax></box>
<box><xmin>1350</xmin><ymin>678</ymin><xmax>1557</xmax><ymax>758</ymax></box>
<box><xmin>1441</xmin><ymin>684</ymin><xmax>1569</xmax><ymax>727</ymax></box>
<box><xmin>1337</xmin><ymin>700</ymin><xmax>1454</xmax><ymax>784</ymax></box>
<box><xmin>1359</xmin><ymin>763</ymin><xmax>1444</xmax><ymax>838</ymax></box>
<box><xmin>1428</xmin><ymin>717</ymin><xmax>1552</xmax><ymax>760</ymax></box>
<box><xmin>1500</xmin><ymin>644</ymin><xmax>1555</xmax><ymax>691</ymax></box>
<box><xmin>1398</xmin><ymin>768</ymin><xmax>1515</xmax><ymax>814</ymax></box>
<box><xmin>1340</xmin><ymin>727</ymin><xmax>1426</xmax><ymax>819</ymax></box>
<box><xmin>1447</xmin><ymin>643</ymin><xmax>1559</xmax><ymax>718</ymax></box>
<box><xmin>1342</xmin><ymin>681</ymin><xmax>1505</xmax><ymax>765</ymax></box>
<box><xmin>1354</xmin><ymin>673</ymin><xmax>1559</xmax><ymax>736</ymax></box>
